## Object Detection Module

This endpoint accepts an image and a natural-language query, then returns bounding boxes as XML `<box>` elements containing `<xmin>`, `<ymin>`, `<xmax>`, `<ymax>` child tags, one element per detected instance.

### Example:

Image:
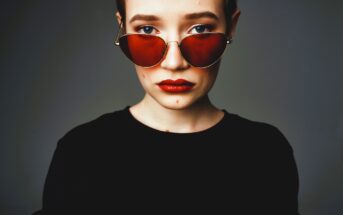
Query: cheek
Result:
<box><xmin>136</xmin><ymin>67</ymin><xmax>151</xmax><ymax>82</ymax></box>
<box><xmin>196</xmin><ymin>72</ymin><xmax>219</xmax><ymax>94</ymax></box>
<box><xmin>195</xmin><ymin>68</ymin><xmax>219</xmax><ymax>88</ymax></box>
<box><xmin>204</xmin><ymin>63</ymin><xmax>220</xmax><ymax>83</ymax></box>
<box><xmin>137</xmin><ymin>71</ymin><xmax>145</xmax><ymax>82</ymax></box>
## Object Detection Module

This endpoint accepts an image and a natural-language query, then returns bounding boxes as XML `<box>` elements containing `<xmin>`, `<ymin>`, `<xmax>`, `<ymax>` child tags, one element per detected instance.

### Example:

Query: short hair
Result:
<box><xmin>115</xmin><ymin>0</ymin><xmax>238</xmax><ymax>32</ymax></box>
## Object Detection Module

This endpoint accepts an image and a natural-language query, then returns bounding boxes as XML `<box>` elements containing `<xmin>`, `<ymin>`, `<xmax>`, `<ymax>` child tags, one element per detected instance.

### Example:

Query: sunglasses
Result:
<box><xmin>114</xmin><ymin>24</ymin><xmax>232</xmax><ymax>68</ymax></box>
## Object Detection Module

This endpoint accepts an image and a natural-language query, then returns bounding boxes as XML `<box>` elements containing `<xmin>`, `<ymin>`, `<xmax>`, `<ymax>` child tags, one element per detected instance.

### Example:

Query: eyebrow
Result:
<box><xmin>129</xmin><ymin>11</ymin><xmax>219</xmax><ymax>24</ymax></box>
<box><xmin>184</xmin><ymin>11</ymin><xmax>219</xmax><ymax>21</ymax></box>
<box><xmin>129</xmin><ymin>14</ymin><xmax>159</xmax><ymax>23</ymax></box>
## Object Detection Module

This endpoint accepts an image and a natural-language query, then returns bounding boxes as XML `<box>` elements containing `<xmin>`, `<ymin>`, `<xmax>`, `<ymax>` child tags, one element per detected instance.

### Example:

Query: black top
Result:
<box><xmin>33</xmin><ymin>106</ymin><xmax>300</xmax><ymax>215</ymax></box>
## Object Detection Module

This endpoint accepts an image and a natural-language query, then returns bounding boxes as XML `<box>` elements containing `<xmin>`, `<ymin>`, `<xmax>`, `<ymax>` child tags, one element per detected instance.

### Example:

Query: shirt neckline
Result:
<box><xmin>123</xmin><ymin>105</ymin><xmax>230</xmax><ymax>136</ymax></box>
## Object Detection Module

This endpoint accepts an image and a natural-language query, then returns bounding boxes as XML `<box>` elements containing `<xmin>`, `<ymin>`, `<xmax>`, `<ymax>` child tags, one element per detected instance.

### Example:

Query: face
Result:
<box><xmin>117</xmin><ymin>0</ymin><xmax>238</xmax><ymax>110</ymax></box>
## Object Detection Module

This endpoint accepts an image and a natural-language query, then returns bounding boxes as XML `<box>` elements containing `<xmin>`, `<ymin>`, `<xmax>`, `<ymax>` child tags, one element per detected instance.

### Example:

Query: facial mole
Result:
<box><xmin>142</xmin><ymin>74</ymin><xmax>145</xmax><ymax>78</ymax></box>
<box><xmin>176</xmin><ymin>100</ymin><xmax>179</xmax><ymax>104</ymax></box>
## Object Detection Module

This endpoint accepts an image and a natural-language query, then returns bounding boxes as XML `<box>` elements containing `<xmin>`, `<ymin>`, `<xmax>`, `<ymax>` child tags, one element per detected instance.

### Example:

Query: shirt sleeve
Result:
<box><xmin>33</xmin><ymin>130</ymin><xmax>91</xmax><ymax>214</ymax></box>
<box><xmin>263</xmin><ymin>126</ymin><xmax>300</xmax><ymax>215</ymax></box>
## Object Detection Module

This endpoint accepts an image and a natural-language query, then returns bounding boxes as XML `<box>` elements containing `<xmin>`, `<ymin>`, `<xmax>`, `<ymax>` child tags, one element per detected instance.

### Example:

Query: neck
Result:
<box><xmin>130</xmin><ymin>93</ymin><xmax>223</xmax><ymax>133</ymax></box>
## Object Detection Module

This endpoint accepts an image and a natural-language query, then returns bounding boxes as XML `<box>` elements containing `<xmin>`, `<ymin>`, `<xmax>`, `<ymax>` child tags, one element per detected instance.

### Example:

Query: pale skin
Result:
<box><xmin>116</xmin><ymin>0</ymin><xmax>240</xmax><ymax>133</ymax></box>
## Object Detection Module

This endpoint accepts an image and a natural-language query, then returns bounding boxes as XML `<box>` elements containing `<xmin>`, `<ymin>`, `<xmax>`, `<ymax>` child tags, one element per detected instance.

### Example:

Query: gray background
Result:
<box><xmin>1</xmin><ymin>0</ymin><xmax>342</xmax><ymax>214</ymax></box>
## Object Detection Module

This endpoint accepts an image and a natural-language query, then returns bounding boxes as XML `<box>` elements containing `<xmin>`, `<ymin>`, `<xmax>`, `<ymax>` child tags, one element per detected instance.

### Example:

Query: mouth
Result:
<box><xmin>157</xmin><ymin>79</ymin><xmax>195</xmax><ymax>93</ymax></box>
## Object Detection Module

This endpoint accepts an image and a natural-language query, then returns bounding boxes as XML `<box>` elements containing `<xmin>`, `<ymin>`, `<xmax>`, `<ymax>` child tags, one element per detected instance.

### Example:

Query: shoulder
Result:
<box><xmin>223</xmin><ymin>111</ymin><xmax>294</xmax><ymax>154</ymax></box>
<box><xmin>56</xmin><ymin>107</ymin><xmax>129</xmax><ymax>150</ymax></box>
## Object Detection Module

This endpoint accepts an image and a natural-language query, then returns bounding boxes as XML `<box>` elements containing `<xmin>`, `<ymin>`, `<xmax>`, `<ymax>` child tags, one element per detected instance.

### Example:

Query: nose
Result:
<box><xmin>160</xmin><ymin>41</ymin><xmax>190</xmax><ymax>70</ymax></box>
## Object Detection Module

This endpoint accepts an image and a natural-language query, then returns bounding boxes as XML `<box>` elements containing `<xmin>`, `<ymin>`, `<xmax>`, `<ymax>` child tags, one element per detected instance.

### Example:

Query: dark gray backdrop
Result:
<box><xmin>1</xmin><ymin>0</ymin><xmax>342</xmax><ymax>214</ymax></box>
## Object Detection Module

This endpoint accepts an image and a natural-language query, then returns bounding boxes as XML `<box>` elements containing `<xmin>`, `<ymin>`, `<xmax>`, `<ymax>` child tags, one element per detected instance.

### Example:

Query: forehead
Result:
<box><xmin>125</xmin><ymin>0</ymin><xmax>225</xmax><ymax>21</ymax></box>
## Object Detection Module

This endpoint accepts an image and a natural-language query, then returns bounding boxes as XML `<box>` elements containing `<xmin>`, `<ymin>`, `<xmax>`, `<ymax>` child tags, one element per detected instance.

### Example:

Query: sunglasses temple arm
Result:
<box><xmin>114</xmin><ymin>22</ymin><xmax>124</xmax><ymax>46</ymax></box>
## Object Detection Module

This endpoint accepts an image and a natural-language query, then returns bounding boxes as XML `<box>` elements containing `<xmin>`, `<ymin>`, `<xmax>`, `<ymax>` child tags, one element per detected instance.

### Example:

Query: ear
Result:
<box><xmin>115</xmin><ymin>11</ymin><xmax>123</xmax><ymax>26</ymax></box>
<box><xmin>227</xmin><ymin>9</ymin><xmax>241</xmax><ymax>40</ymax></box>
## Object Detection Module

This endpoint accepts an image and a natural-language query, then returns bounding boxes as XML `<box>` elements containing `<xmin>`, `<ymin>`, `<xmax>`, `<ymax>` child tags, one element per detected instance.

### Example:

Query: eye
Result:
<box><xmin>137</xmin><ymin>26</ymin><xmax>157</xmax><ymax>34</ymax></box>
<box><xmin>189</xmin><ymin>24</ymin><xmax>213</xmax><ymax>34</ymax></box>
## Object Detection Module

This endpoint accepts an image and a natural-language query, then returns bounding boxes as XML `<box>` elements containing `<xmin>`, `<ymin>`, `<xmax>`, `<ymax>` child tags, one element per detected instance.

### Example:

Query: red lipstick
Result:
<box><xmin>157</xmin><ymin>79</ymin><xmax>195</xmax><ymax>93</ymax></box>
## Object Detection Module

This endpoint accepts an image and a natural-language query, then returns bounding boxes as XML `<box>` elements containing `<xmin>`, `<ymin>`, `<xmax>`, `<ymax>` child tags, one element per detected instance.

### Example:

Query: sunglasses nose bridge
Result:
<box><xmin>167</xmin><ymin>40</ymin><xmax>179</xmax><ymax>45</ymax></box>
<box><xmin>166</xmin><ymin>40</ymin><xmax>181</xmax><ymax>49</ymax></box>
<box><xmin>160</xmin><ymin>40</ymin><xmax>189</xmax><ymax>70</ymax></box>
<box><xmin>164</xmin><ymin>40</ymin><xmax>183</xmax><ymax>57</ymax></box>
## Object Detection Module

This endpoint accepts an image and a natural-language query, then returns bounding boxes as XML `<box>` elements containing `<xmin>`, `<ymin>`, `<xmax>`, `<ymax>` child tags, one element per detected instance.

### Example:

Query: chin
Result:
<box><xmin>157</xmin><ymin>97</ymin><xmax>195</xmax><ymax>110</ymax></box>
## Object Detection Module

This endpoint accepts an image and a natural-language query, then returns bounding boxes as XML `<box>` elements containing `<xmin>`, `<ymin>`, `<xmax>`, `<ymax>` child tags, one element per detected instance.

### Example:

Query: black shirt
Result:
<box><xmin>33</xmin><ymin>106</ymin><xmax>300</xmax><ymax>214</ymax></box>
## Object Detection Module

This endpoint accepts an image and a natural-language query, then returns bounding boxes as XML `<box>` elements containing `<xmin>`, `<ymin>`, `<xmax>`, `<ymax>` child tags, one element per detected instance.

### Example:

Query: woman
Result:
<box><xmin>34</xmin><ymin>0</ymin><xmax>300</xmax><ymax>214</ymax></box>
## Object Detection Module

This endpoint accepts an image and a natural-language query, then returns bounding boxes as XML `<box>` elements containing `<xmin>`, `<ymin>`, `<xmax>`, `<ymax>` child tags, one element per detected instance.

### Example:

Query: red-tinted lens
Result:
<box><xmin>180</xmin><ymin>33</ymin><xmax>227</xmax><ymax>67</ymax></box>
<box><xmin>119</xmin><ymin>34</ymin><xmax>166</xmax><ymax>67</ymax></box>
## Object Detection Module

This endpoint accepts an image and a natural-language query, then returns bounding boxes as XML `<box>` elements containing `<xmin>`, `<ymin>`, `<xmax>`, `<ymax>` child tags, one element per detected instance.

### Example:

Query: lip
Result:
<box><xmin>157</xmin><ymin>79</ymin><xmax>195</xmax><ymax>93</ymax></box>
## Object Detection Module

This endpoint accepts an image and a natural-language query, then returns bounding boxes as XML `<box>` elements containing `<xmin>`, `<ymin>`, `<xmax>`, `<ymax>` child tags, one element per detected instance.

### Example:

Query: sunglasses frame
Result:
<box><xmin>114</xmin><ymin>23</ymin><xmax>233</xmax><ymax>68</ymax></box>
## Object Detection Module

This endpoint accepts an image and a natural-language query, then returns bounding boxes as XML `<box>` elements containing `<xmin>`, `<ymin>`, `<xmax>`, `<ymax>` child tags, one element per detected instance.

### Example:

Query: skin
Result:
<box><xmin>116</xmin><ymin>0</ymin><xmax>240</xmax><ymax>133</ymax></box>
